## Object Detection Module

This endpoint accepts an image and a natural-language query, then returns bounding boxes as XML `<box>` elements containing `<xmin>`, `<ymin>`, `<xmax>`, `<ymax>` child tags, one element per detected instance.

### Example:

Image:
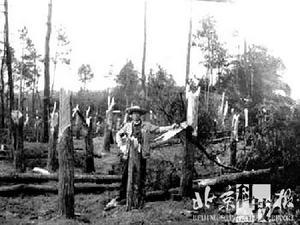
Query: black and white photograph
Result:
<box><xmin>0</xmin><ymin>0</ymin><xmax>299</xmax><ymax>224</ymax></box>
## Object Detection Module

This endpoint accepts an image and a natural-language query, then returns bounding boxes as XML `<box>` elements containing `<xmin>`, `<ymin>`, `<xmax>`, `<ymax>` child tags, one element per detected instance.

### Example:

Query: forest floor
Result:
<box><xmin>0</xmin><ymin>137</ymin><xmax>298</xmax><ymax>224</ymax></box>
<box><xmin>0</xmin><ymin>137</ymin><xmax>204</xmax><ymax>225</ymax></box>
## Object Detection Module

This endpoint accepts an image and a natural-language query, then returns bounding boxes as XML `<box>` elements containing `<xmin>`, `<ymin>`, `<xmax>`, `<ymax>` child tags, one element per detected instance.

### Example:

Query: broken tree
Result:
<box><xmin>72</xmin><ymin>105</ymin><xmax>94</xmax><ymax>173</ymax></box>
<box><xmin>47</xmin><ymin>102</ymin><xmax>59</xmax><ymax>172</ymax></box>
<box><xmin>4</xmin><ymin>0</ymin><xmax>15</xmax><ymax>154</ymax></box>
<box><xmin>103</xmin><ymin>96</ymin><xmax>114</xmax><ymax>152</ymax></box>
<box><xmin>43</xmin><ymin>0</ymin><xmax>52</xmax><ymax>143</ymax></box>
<box><xmin>180</xmin><ymin>86</ymin><xmax>200</xmax><ymax>197</ymax></box>
<box><xmin>84</xmin><ymin>106</ymin><xmax>95</xmax><ymax>173</ymax></box>
<box><xmin>58</xmin><ymin>89</ymin><xmax>74</xmax><ymax>218</ymax></box>
<box><xmin>11</xmin><ymin>110</ymin><xmax>25</xmax><ymax>173</ymax></box>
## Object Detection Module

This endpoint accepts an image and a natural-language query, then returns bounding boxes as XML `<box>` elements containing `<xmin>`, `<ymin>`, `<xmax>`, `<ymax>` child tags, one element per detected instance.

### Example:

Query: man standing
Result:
<box><xmin>115</xmin><ymin>105</ymin><xmax>177</xmax><ymax>204</ymax></box>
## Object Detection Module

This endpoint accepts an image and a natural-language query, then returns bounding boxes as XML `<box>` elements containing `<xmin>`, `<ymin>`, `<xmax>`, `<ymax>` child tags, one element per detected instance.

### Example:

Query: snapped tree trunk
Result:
<box><xmin>84</xmin><ymin>117</ymin><xmax>95</xmax><ymax>173</ymax></box>
<box><xmin>12</xmin><ymin>111</ymin><xmax>24</xmax><ymax>173</ymax></box>
<box><xmin>43</xmin><ymin>0</ymin><xmax>52</xmax><ymax>143</ymax></box>
<box><xmin>180</xmin><ymin>84</ymin><xmax>200</xmax><ymax>197</ymax></box>
<box><xmin>47</xmin><ymin>104</ymin><xmax>59</xmax><ymax>172</ymax></box>
<box><xmin>58</xmin><ymin>89</ymin><xmax>74</xmax><ymax>218</ymax></box>
<box><xmin>103</xmin><ymin>98</ymin><xmax>114</xmax><ymax>152</ymax></box>
<box><xmin>193</xmin><ymin>166</ymin><xmax>284</xmax><ymax>189</ymax></box>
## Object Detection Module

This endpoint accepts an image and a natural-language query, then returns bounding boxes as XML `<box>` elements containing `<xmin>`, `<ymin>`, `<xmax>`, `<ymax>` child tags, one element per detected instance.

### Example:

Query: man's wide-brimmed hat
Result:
<box><xmin>126</xmin><ymin>105</ymin><xmax>148</xmax><ymax>115</ymax></box>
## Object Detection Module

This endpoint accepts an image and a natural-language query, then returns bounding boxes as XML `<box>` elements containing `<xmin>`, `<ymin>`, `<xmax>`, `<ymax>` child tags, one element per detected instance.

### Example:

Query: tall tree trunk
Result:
<box><xmin>0</xmin><ymin>54</ymin><xmax>5</xmax><ymax>128</ymax></box>
<box><xmin>32</xmin><ymin>79</ymin><xmax>35</xmax><ymax>116</ymax></box>
<box><xmin>58</xmin><ymin>89</ymin><xmax>74</xmax><ymax>218</ymax></box>
<box><xmin>180</xmin><ymin>1</ymin><xmax>195</xmax><ymax>198</ymax></box>
<box><xmin>4</xmin><ymin>0</ymin><xmax>15</xmax><ymax>159</ymax></box>
<box><xmin>43</xmin><ymin>0</ymin><xmax>52</xmax><ymax>143</ymax></box>
<box><xmin>51</xmin><ymin>62</ymin><xmax>57</xmax><ymax>97</ymax></box>
<box><xmin>18</xmin><ymin>57</ymin><xmax>24</xmax><ymax>112</ymax></box>
<box><xmin>31</xmin><ymin>60</ymin><xmax>36</xmax><ymax>116</ymax></box>
<box><xmin>4</xmin><ymin>0</ymin><xmax>14</xmax><ymax>123</ymax></box>
<box><xmin>141</xmin><ymin>0</ymin><xmax>147</xmax><ymax>101</ymax></box>
<box><xmin>185</xmin><ymin>4</ymin><xmax>192</xmax><ymax>88</ymax></box>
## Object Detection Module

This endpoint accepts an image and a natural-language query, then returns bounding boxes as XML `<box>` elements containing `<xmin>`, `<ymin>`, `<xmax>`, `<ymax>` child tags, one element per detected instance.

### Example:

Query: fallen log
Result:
<box><xmin>0</xmin><ymin>183</ymin><xmax>120</xmax><ymax>196</ymax></box>
<box><xmin>0</xmin><ymin>183</ymin><xmax>177</xmax><ymax>200</ymax></box>
<box><xmin>24</xmin><ymin>150</ymin><xmax>101</xmax><ymax>159</ymax></box>
<box><xmin>150</xmin><ymin>138</ymin><xmax>181</xmax><ymax>149</ymax></box>
<box><xmin>193</xmin><ymin>166</ymin><xmax>284</xmax><ymax>188</ymax></box>
<box><xmin>0</xmin><ymin>172</ymin><xmax>121</xmax><ymax>184</ymax></box>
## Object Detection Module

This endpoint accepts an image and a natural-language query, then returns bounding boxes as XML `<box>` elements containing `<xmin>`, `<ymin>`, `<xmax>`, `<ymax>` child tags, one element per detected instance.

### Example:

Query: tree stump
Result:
<box><xmin>126</xmin><ymin>138</ymin><xmax>143</xmax><ymax>210</ymax></box>
<box><xmin>103</xmin><ymin>97</ymin><xmax>114</xmax><ymax>152</ymax></box>
<box><xmin>58</xmin><ymin>89</ymin><xmax>74</xmax><ymax>218</ymax></box>
<box><xmin>84</xmin><ymin>117</ymin><xmax>95</xmax><ymax>173</ymax></box>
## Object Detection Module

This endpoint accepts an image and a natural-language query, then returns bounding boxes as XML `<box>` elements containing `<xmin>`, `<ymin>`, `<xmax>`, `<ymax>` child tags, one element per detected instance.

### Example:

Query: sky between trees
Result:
<box><xmin>1</xmin><ymin>0</ymin><xmax>300</xmax><ymax>99</ymax></box>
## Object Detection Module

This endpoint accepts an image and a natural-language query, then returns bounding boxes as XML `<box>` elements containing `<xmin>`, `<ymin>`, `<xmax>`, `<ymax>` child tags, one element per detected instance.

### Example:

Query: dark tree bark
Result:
<box><xmin>179</xmin><ymin>127</ymin><xmax>195</xmax><ymax>197</ymax></box>
<box><xmin>58</xmin><ymin>127</ymin><xmax>74</xmax><ymax>218</ymax></box>
<box><xmin>230</xmin><ymin>139</ymin><xmax>237</xmax><ymax>167</ymax></box>
<box><xmin>47</xmin><ymin>125</ymin><xmax>58</xmax><ymax>172</ymax></box>
<box><xmin>47</xmin><ymin>102</ymin><xmax>59</xmax><ymax>172</ymax></box>
<box><xmin>185</xmin><ymin>9</ymin><xmax>192</xmax><ymax>87</ymax></box>
<box><xmin>4</xmin><ymin>0</ymin><xmax>14</xmax><ymax>136</ymax></box>
<box><xmin>32</xmin><ymin>62</ymin><xmax>37</xmax><ymax>117</ymax></box>
<box><xmin>43</xmin><ymin>0</ymin><xmax>52</xmax><ymax>143</ymax></box>
<box><xmin>58</xmin><ymin>89</ymin><xmax>74</xmax><ymax>218</ymax></box>
<box><xmin>141</xmin><ymin>0</ymin><xmax>147</xmax><ymax>101</ymax></box>
<box><xmin>84</xmin><ymin>117</ymin><xmax>95</xmax><ymax>173</ymax></box>
<box><xmin>103</xmin><ymin>99</ymin><xmax>114</xmax><ymax>152</ymax></box>
<box><xmin>0</xmin><ymin>55</ymin><xmax>5</xmax><ymax>128</ymax></box>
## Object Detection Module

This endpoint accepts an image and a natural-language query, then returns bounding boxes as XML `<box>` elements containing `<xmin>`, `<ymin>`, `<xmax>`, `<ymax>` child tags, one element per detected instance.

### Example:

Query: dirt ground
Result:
<box><xmin>0</xmin><ymin>137</ymin><xmax>205</xmax><ymax>225</ymax></box>
<box><xmin>1</xmin><ymin>137</ymin><xmax>298</xmax><ymax>225</ymax></box>
<box><xmin>0</xmin><ymin>193</ymin><xmax>202</xmax><ymax>225</ymax></box>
